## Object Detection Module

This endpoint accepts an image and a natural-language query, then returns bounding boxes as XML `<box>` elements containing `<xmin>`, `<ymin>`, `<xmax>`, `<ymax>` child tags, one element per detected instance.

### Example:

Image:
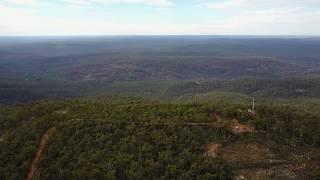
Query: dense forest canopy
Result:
<box><xmin>1</xmin><ymin>97</ymin><xmax>320</xmax><ymax>179</ymax></box>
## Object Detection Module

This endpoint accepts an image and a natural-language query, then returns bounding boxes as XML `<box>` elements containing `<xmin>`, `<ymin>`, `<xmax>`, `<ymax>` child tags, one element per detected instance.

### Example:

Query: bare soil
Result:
<box><xmin>229</xmin><ymin>119</ymin><xmax>256</xmax><ymax>134</ymax></box>
<box><xmin>204</xmin><ymin>143</ymin><xmax>221</xmax><ymax>158</ymax></box>
<box><xmin>26</xmin><ymin>128</ymin><xmax>54</xmax><ymax>180</ymax></box>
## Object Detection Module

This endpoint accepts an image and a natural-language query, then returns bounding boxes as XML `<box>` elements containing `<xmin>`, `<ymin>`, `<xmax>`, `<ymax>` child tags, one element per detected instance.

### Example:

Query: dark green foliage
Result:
<box><xmin>38</xmin><ymin>121</ymin><xmax>231</xmax><ymax>179</ymax></box>
<box><xmin>1</xmin><ymin>97</ymin><xmax>320</xmax><ymax>179</ymax></box>
<box><xmin>0</xmin><ymin>99</ymin><xmax>233</xmax><ymax>179</ymax></box>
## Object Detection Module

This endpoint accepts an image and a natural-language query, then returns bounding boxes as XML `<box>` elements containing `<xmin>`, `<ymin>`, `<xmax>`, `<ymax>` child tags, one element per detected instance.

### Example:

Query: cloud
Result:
<box><xmin>0</xmin><ymin>1</ymin><xmax>320</xmax><ymax>35</ymax></box>
<box><xmin>64</xmin><ymin>0</ymin><xmax>173</xmax><ymax>6</ymax></box>
<box><xmin>0</xmin><ymin>4</ymin><xmax>179</xmax><ymax>35</ymax></box>
<box><xmin>3</xmin><ymin>0</ymin><xmax>53</xmax><ymax>7</ymax></box>
<box><xmin>207</xmin><ymin>0</ymin><xmax>320</xmax><ymax>9</ymax></box>
<box><xmin>208</xmin><ymin>7</ymin><xmax>320</xmax><ymax>35</ymax></box>
<box><xmin>207</xmin><ymin>0</ymin><xmax>247</xmax><ymax>9</ymax></box>
<box><xmin>1</xmin><ymin>5</ymin><xmax>319</xmax><ymax>36</ymax></box>
<box><xmin>4</xmin><ymin>0</ymin><xmax>39</xmax><ymax>5</ymax></box>
<box><xmin>0</xmin><ymin>4</ymin><xmax>213</xmax><ymax>35</ymax></box>
<box><xmin>204</xmin><ymin>0</ymin><xmax>320</xmax><ymax>35</ymax></box>
<box><xmin>3</xmin><ymin>0</ymin><xmax>173</xmax><ymax>7</ymax></box>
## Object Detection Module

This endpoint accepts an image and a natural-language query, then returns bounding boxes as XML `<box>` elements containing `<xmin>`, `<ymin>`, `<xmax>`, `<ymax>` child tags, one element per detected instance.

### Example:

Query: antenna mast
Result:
<box><xmin>252</xmin><ymin>97</ymin><xmax>255</xmax><ymax>114</ymax></box>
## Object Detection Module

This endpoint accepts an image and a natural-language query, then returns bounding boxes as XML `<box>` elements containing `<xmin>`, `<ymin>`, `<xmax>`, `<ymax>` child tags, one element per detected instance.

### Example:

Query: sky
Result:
<box><xmin>0</xmin><ymin>0</ymin><xmax>320</xmax><ymax>35</ymax></box>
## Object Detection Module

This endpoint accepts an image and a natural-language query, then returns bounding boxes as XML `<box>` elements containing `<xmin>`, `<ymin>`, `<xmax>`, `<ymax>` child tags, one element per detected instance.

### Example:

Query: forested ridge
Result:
<box><xmin>1</xmin><ymin>36</ymin><xmax>320</xmax><ymax>104</ymax></box>
<box><xmin>1</xmin><ymin>97</ymin><xmax>320</xmax><ymax>179</ymax></box>
<box><xmin>2</xmin><ymin>77</ymin><xmax>320</xmax><ymax>104</ymax></box>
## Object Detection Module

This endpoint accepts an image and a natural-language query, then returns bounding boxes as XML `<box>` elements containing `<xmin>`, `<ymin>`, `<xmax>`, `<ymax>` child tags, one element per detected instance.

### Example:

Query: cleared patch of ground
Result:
<box><xmin>236</xmin><ymin>165</ymin><xmax>297</xmax><ymax>180</ymax></box>
<box><xmin>208</xmin><ymin>141</ymin><xmax>320</xmax><ymax>179</ymax></box>
<box><xmin>204</xmin><ymin>143</ymin><xmax>221</xmax><ymax>158</ymax></box>
<box><xmin>209</xmin><ymin>114</ymin><xmax>320</xmax><ymax>179</ymax></box>
<box><xmin>229</xmin><ymin>119</ymin><xmax>255</xmax><ymax>134</ymax></box>
<box><xmin>213</xmin><ymin>113</ymin><xmax>256</xmax><ymax>134</ymax></box>
<box><xmin>221</xmin><ymin>142</ymin><xmax>276</xmax><ymax>163</ymax></box>
<box><xmin>220</xmin><ymin>142</ymin><xmax>298</xmax><ymax>179</ymax></box>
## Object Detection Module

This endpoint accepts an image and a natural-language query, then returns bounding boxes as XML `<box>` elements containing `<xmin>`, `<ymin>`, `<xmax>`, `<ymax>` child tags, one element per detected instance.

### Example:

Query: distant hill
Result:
<box><xmin>1</xmin><ymin>36</ymin><xmax>320</xmax><ymax>103</ymax></box>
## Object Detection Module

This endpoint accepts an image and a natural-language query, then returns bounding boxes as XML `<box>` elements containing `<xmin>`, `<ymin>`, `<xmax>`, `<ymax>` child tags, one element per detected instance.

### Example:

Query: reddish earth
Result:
<box><xmin>26</xmin><ymin>129</ymin><xmax>53</xmax><ymax>180</ymax></box>
<box><xmin>204</xmin><ymin>143</ymin><xmax>221</xmax><ymax>158</ymax></box>
<box><xmin>213</xmin><ymin>112</ymin><xmax>256</xmax><ymax>134</ymax></box>
<box><xmin>230</xmin><ymin>119</ymin><xmax>255</xmax><ymax>134</ymax></box>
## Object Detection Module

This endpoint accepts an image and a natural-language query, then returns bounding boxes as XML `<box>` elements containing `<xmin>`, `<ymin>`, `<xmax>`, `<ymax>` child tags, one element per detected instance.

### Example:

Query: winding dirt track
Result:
<box><xmin>26</xmin><ymin>129</ymin><xmax>53</xmax><ymax>180</ymax></box>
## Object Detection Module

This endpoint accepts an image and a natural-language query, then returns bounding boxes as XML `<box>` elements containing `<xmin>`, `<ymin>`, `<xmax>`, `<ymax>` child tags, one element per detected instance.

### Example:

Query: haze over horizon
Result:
<box><xmin>1</xmin><ymin>0</ymin><xmax>320</xmax><ymax>36</ymax></box>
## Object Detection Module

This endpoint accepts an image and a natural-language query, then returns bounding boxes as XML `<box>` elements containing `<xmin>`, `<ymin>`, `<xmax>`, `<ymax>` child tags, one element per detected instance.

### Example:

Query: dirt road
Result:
<box><xmin>26</xmin><ymin>128</ymin><xmax>54</xmax><ymax>180</ymax></box>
